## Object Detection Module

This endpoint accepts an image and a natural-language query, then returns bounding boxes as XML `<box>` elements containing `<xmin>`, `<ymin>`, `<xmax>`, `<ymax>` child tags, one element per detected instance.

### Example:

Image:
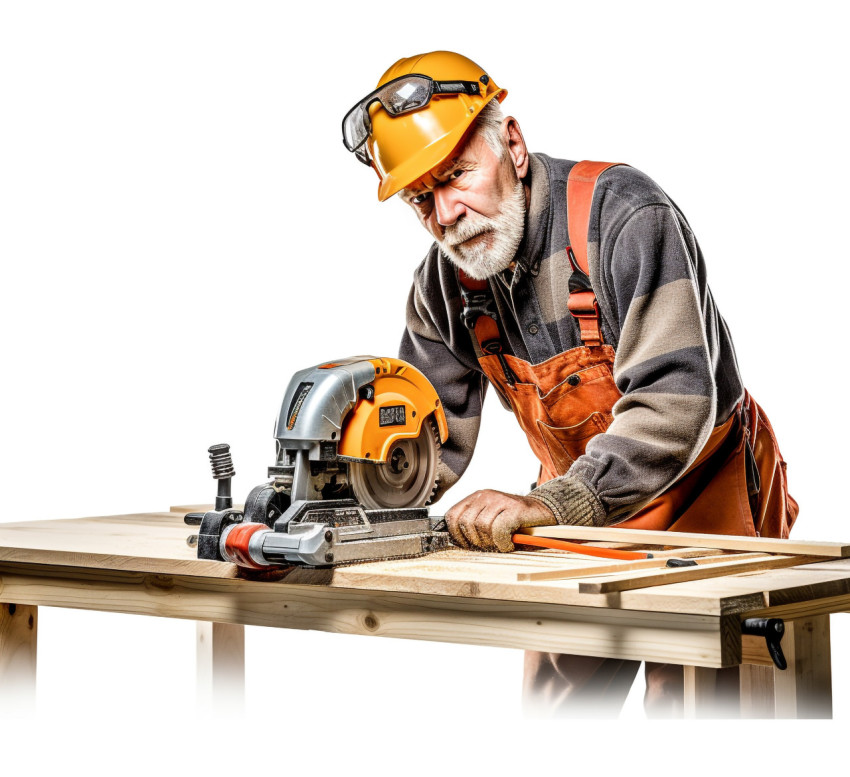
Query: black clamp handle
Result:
<box><xmin>459</xmin><ymin>288</ymin><xmax>498</xmax><ymax>329</ymax></box>
<box><xmin>741</xmin><ymin>617</ymin><xmax>787</xmax><ymax>670</ymax></box>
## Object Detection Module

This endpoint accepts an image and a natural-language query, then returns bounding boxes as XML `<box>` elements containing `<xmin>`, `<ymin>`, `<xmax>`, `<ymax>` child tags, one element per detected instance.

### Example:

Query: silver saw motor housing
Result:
<box><xmin>268</xmin><ymin>356</ymin><xmax>445</xmax><ymax>512</ymax></box>
<box><xmin>187</xmin><ymin>356</ymin><xmax>450</xmax><ymax>568</ymax></box>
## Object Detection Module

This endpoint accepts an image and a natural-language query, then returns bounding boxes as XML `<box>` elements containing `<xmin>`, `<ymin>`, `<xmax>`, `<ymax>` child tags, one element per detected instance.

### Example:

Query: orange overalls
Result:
<box><xmin>460</xmin><ymin>161</ymin><xmax>798</xmax><ymax>715</ymax></box>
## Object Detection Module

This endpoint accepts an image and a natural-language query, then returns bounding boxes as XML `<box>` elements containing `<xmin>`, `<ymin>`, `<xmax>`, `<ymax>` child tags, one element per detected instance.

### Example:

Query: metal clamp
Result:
<box><xmin>742</xmin><ymin>617</ymin><xmax>787</xmax><ymax>670</ymax></box>
<box><xmin>459</xmin><ymin>288</ymin><xmax>497</xmax><ymax>329</ymax></box>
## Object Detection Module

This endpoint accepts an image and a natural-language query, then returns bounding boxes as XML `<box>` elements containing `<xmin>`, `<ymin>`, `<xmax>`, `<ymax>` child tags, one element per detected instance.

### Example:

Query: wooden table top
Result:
<box><xmin>3</xmin><ymin>507</ymin><xmax>850</xmax><ymax>619</ymax></box>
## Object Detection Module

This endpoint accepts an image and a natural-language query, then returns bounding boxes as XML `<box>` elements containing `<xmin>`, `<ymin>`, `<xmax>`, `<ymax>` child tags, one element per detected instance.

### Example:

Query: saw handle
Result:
<box><xmin>511</xmin><ymin>534</ymin><xmax>652</xmax><ymax>561</ymax></box>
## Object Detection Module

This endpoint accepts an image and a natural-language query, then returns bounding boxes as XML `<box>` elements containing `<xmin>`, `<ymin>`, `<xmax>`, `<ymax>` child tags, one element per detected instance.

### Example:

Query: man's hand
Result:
<box><xmin>444</xmin><ymin>490</ymin><xmax>557</xmax><ymax>552</ymax></box>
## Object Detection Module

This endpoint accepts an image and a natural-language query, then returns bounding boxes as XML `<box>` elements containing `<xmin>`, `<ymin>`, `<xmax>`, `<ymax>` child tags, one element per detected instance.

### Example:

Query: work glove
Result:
<box><xmin>445</xmin><ymin>490</ymin><xmax>557</xmax><ymax>552</ymax></box>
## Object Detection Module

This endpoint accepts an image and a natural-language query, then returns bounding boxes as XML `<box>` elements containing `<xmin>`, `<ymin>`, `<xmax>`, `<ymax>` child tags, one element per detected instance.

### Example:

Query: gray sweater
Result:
<box><xmin>399</xmin><ymin>153</ymin><xmax>744</xmax><ymax>526</ymax></box>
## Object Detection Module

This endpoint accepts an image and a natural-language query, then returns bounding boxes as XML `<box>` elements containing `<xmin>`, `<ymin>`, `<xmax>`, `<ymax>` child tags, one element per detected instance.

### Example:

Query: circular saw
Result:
<box><xmin>185</xmin><ymin>357</ymin><xmax>450</xmax><ymax>568</ymax></box>
<box><xmin>348</xmin><ymin>418</ymin><xmax>440</xmax><ymax>509</ymax></box>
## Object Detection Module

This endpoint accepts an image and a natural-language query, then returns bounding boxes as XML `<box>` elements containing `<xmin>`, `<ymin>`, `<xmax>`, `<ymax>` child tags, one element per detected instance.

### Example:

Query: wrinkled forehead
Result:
<box><xmin>403</xmin><ymin>156</ymin><xmax>460</xmax><ymax>195</ymax></box>
<box><xmin>402</xmin><ymin>132</ymin><xmax>489</xmax><ymax>195</ymax></box>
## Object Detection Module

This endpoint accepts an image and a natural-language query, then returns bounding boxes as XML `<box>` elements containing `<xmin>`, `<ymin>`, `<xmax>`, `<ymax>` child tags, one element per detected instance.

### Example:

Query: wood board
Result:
<box><xmin>2</xmin><ymin>511</ymin><xmax>850</xmax><ymax>618</ymax></box>
<box><xmin>577</xmin><ymin>555</ymin><xmax>823</xmax><ymax>594</ymax></box>
<box><xmin>0</xmin><ymin>559</ymin><xmax>743</xmax><ymax>667</ymax></box>
<box><xmin>520</xmin><ymin>525</ymin><xmax>850</xmax><ymax>557</ymax></box>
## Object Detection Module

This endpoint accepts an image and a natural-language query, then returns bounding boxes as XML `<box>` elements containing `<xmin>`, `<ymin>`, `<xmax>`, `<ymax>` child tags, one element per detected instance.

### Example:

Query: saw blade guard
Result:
<box><xmin>273</xmin><ymin>356</ymin><xmax>447</xmax><ymax>464</ymax></box>
<box><xmin>338</xmin><ymin>357</ymin><xmax>448</xmax><ymax>463</ymax></box>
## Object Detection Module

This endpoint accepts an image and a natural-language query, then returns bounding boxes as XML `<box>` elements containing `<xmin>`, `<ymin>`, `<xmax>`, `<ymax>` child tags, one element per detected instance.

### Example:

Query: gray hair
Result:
<box><xmin>397</xmin><ymin>99</ymin><xmax>508</xmax><ymax>200</ymax></box>
<box><xmin>472</xmin><ymin>99</ymin><xmax>507</xmax><ymax>158</ymax></box>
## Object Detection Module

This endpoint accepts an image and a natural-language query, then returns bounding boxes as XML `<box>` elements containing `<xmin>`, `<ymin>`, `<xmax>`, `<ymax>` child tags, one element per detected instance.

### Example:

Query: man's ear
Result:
<box><xmin>502</xmin><ymin>117</ymin><xmax>529</xmax><ymax>179</ymax></box>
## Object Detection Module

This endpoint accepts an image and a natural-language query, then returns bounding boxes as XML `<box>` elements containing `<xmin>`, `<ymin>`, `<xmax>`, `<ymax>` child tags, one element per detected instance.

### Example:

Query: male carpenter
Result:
<box><xmin>342</xmin><ymin>51</ymin><xmax>798</xmax><ymax>716</ymax></box>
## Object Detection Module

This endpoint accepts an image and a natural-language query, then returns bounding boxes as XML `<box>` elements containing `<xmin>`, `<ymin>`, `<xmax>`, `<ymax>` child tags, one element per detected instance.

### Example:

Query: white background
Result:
<box><xmin>1</xmin><ymin>0</ymin><xmax>847</xmax><ymax>772</ymax></box>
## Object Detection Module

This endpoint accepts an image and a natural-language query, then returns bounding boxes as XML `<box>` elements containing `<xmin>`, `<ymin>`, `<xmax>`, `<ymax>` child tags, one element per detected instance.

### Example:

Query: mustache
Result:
<box><xmin>443</xmin><ymin>215</ymin><xmax>497</xmax><ymax>247</ymax></box>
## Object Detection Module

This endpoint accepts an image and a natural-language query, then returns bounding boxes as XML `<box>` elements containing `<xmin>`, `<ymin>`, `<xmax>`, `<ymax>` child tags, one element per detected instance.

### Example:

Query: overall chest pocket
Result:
<box><xmin>539</xmin><ymin>363</ymin><xmax>621</xmax><ymax>430</ymax></box>
<box><xmin>536</xmin><ymin>411</ymin><xmax>612</xmax><ymax>476</ymax></box>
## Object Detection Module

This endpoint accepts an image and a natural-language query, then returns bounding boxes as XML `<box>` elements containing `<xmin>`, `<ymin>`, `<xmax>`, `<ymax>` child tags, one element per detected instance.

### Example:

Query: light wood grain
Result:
<box><xmin>774</xmin><ymin>616</ymin><xmax>832</xmax><ymax>719</ymax></box>
<box><xmin>683</xmin><ymin>666</ymin><xmax>717</xmax><ymax>719</ymax></box>
<box><xmin>0</xmin><ymin>512</ymin><xmax>769</xmax><ymax>615</ymax></box>
<box><xmin>521</xmin><ymin>525</ymin><xmax>850</xmax><ymax>557</ymax></box>
<box><xmin>746</xmin><ymin>592</ymin><xmax>850</xmax><ymax>622</ymax></box>
<box><xmin>6</xmin><ymin>513</ymin><xmax>850</xmax><ymax>618</ymax></box>
<box><xmin>0</xmin><ymin>513</ymin><xmax>237</xmax><ymax>578</ymax></box>
<box><xmin>741</xmin><ymin>634</ymin><xmax>775</xmax><ymax>666</ymax></box>
<box><xmin>197</xmin><ymin>622</ymin><xmax>244</xmax><ymax>711</ymax></box>
<box><xmin>739</xmin><ymin>664</ymin><xmax>775</xmax><ymax>718</ymax></box>
<box><xmin>0</xmin><ymin>602</ymin><xmax>37</xmax><ymax>709</ymax></box>
<box><xmin>578</xmin><ymin>555</ymin><xmax>822</xmax><ymax>594</ymax></box>
<box><xmin>516</xmin><ymin>548</ymin><xmax>726</xmax><ymax>582</ymax></box>
<box><xmin>0</xmin><ymin>561</ymin><xmax>741</xmax><ymax>667</ymax></box>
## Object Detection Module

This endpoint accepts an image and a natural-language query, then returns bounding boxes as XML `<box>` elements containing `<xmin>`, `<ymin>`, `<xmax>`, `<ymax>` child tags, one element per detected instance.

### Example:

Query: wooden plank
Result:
<box><xmin>0</xmin><ymin>512</ymin><xmax>237</xmax><ymax>578</ymax></box>
<box><xmin>732</xmin><ymin>560</ymin><xmax>850</xmax><ymax>617</ymax></box>
<box><xmin>584</xmin><ymin>560</ymin><xmax>850</xmax><ymax>618</ymax></box>
<box><xmin>740</xmin><ymin>665</ymin><xmax>775</xmax><ymax>718</ymax></box>
<box><xmin>0</xmin><ymin>515</ymin><xmax>772</xmax><ymax>615</ymax></box>
<box><xmin>774</xmin><ymin>616</ymin><xmax>832</xmax><ymax>719</ymax></box>
<box><xmin>518</xmin><ymin>550</ymin><xmax>745</xmax><ymax>583</ymax></box>
<box><xmin>684</xmin><ymin>665</ymin><xmax>743</xmax><ymax>718</ymax></box>
<box><xmin>578</xmin><ymin>555</ymin><xmax>823</xmax><ymax>594</ymax></box>
<box><xmin>0</xmin><ymin>602</ymin><xmax>37</xmax><ymax>711</ymax></box>
<box><xmin>196</xmin><ymin>622</ymin><xmax>245</xmax><ymax>712</ymax></box>
<box><xmin>520</xmin><ymin>525</ymin><xmax>850</xmax><ymax>558</ymax></box>
<box><xmin>5</xmin><ymin>515</ymin><xmax>850</xmax><ymax>617</ymax></box>
<box><xmin>747</xmin><ymin>592</ymin><xmax>850</xmax><ymax>622</ymax></box>
<box><xmin>0</xmin><ymin>561</ymin><xmax>740</xmax><ymax>667</ymax></box>
<box><xmin>741</xmin><ymin>634</ymin><xmax>774</xmax><ymax>666</ymax></box>
<box><xmin>683</xmin><ymin>666</ymin><xmax>718</xmax><ymax>719</ymax></box>
<box><xmin>323</xmin><ymin>553</ymin><xmax>769</xmax><ymax>615</ymax></box>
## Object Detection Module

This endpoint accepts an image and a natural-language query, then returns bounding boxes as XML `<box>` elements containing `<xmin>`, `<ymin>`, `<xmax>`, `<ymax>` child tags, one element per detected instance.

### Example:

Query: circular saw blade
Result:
<box><xmin>348</xmin><ymin>418</ymin><xmax>440</xmax><ymax>509</ymax></box>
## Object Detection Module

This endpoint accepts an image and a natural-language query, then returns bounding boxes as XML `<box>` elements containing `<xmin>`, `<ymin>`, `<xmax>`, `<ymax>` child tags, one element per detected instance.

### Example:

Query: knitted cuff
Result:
<box><xmin>527</xmin><ymin>476</ymin><xmax>607</xmax><ymax>527</ymax></box>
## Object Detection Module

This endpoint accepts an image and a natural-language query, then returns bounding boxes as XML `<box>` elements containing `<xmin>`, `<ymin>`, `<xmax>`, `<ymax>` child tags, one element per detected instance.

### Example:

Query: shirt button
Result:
<box><xmin>527</xmin><ymin>323</ymin><xmax>539</xmax><ymax>335</ymax></box>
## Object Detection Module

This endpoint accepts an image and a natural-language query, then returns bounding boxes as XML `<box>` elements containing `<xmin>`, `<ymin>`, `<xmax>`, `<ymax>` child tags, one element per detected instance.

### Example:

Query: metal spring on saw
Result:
<box><xmin>208</xmin><ymin>443</ymin><xmax>235</xmax><ymax>480</ymax></box>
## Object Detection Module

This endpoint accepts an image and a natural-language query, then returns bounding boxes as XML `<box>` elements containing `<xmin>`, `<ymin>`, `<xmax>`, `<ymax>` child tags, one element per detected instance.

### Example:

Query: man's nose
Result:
<box><xmin>433</xmin><ymin>187</ymin><xmax>466</xmax><ymax>227</ymax></box>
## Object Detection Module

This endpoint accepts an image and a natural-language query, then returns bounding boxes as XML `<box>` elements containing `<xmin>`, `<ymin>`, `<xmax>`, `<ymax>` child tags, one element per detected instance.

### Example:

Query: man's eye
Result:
<box><xmin>412</xmin><ymin>192</ymin><xmax>432</xmax><ymax>205</ymax></box>
<box><xmin>450</xmin><ymin>169</ymin><xmax>465</xmax><ymax>180</ymax></box>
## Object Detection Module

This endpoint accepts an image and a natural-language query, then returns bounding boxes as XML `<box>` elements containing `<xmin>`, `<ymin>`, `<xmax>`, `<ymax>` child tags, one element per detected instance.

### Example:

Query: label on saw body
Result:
<box><xmin>379</xmin><ymin>405</ymin><xmax>406</xmax><ymax>427</ymax></box>
<box><xmin>305</xmin><ymin>508</ymin><xmax>364</xmax><ymax>527</ymax></box>
<box><xmin>287</xmin><ymin>382</ymin><xmax>314</xmax><ymax>430</ymax></box>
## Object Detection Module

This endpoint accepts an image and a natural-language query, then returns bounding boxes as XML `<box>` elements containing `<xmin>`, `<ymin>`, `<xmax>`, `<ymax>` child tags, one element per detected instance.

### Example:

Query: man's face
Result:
<box><xmin>399</xmin><ymin>128</ymin><xmax>526</xmax><ymax>280</ymax></box>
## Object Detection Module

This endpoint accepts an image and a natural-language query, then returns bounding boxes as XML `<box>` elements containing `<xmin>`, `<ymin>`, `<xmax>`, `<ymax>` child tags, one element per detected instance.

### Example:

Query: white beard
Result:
<box><xmin>436</xmin><ymin>177</ymin><xmax>526</xmax><ymax>280</ymax></box>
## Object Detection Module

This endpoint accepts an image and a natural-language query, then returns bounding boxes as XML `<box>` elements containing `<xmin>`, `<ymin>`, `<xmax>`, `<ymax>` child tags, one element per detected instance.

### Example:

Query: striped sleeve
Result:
<box><xmin>529</xmin><ymin>203</ymin><xmax>717</xmax><ymax>525</ymax></box>
<box><xmin>398</xmin><ymin>253</ymin><xmax>488</xmax><ymax>504</ymax></box>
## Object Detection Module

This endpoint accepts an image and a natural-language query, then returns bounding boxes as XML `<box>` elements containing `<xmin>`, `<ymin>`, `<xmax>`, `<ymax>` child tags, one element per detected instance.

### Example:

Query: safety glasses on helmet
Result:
<box><xmin>342</xmin><ymin>74</ymin><xmax>482</xmax><ymax>165</ymax></box>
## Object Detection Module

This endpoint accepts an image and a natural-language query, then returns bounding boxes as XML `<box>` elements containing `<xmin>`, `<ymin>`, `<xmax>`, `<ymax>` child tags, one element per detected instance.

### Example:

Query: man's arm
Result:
<box><xmin>529</xmin><ymin>200</ymin><xmax>720</xmax><ymax>526</ymax></box>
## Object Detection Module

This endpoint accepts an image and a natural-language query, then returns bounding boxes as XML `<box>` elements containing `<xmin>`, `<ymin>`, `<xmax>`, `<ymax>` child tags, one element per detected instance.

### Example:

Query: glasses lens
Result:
<box><xmin>343</xmin><ymin>104</ymin><xmax>369</xmax><ymax>152</ymax></box>
<box><xmin>378</xmin><ymin>76</ymin><xmax>433</xmax><ymax>117</ymax></box>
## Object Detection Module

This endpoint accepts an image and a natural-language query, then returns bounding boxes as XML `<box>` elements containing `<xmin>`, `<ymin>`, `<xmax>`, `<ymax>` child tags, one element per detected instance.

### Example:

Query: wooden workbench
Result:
<box><xmin>1</xmin><ymin>508</ymin><xmax>848</xmax><ymax>718</ymax></box>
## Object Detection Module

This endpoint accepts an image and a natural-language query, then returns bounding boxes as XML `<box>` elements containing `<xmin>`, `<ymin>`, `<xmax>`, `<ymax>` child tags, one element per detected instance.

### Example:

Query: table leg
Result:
<box><xmin>683</xmin><ymin>666</ymin><xmax>740</xmax><ymax>718</ymax></box>
<box><xmin>773</xmin><ymin>615</ymin><xmax>832</xmax><ymax>719</ymax></box>
<box><xmin>683</xmin><ymin>666</ymin><xmax>716</xmax><ymax>718</ymax></box>
<box><xmin>196</xmin><ymin>621</ymin><xmax>245</xmax><ymax>712</ymax></box>
<box><xmin>739</xmin><ymin>664</ymin><xmax>775</xmax><ymax>718</ymax></box>
<box><xmin>0</xmin><ymin>602</ymin><xmax>37</xmax><ymax>711</ymax></box>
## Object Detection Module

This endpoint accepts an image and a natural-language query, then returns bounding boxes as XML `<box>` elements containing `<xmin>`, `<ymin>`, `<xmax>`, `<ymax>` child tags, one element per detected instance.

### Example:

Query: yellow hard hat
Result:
<box><xmin>342</xmin><ymin>51</ymin><xmax>507</xmax><ymax>201</ymax></box>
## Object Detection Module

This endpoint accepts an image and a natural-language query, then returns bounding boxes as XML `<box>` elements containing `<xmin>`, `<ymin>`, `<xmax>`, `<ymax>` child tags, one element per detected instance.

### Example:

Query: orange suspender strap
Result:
<box><xmin>566</xmin><ymin>160</ymin><xmax>624</xmax><ymax>347</ymax></box>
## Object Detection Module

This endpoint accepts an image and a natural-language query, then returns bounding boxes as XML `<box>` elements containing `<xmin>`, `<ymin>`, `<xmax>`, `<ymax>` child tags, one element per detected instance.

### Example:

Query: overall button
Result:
<box><xmin>527</xmin><ymin>323</ymin><xmax>540</xmax><ymax>335</ymax></box>
<box><xmin>567</xmin><ymin>374</ymin><xmax>581</xmax><ymax>386</ymax></box>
